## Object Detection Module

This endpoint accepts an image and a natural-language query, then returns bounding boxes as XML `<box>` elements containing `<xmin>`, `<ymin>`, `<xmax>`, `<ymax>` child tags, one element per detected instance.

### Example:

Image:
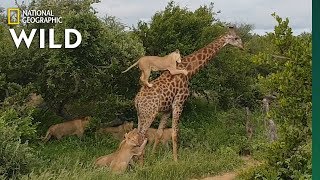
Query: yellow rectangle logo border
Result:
<box><xmin>7</xmin><ymin>8</ymin><xmax>20</xmax><ymax>25</ymax></box>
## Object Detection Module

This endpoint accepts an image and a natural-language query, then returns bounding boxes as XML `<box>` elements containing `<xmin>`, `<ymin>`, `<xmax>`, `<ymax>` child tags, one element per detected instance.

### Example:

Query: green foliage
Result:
<box><xmin>0</xmin><ymin>108</ymin><xmax>36</xmax><ymax>179</ymax></box>
<box><xmin>31</xmin><ymin>108</ymin><xmax>63</xmax><ymax>137</ymax></box>
<box><xmin>38</xmin><ymin>10</ymin><xmax>144</xmax><ymax>120</ymax></box>
<box><xmin>240</xmin><ymin>13</ymin><xmax>312</xmax><ymax>179</ymax></box>
<box><xmin>134</xmin><ymin>2</ymin><xmax>260</xmax><ymax>110</ymax></box>
<box><xmin>239</xmin><ymin>125</ymin><xmax>311</xmax><ymax>180</ymax></box>
<box><xmin>134</xmin><ymin>1</ymin><xmax>221</xmax><ymax>56</ymax></box>
<box><xmin>1</xmin><ymin>0</ymin><xmax>145</xmax><ymax>123</ymax></box>
<box><xmin>255</xmin><ymin>14</ymin><xmax>312</xmax><ymax>126</ymax></box>
<box><xmin>0</xmin><ymin>1</ymin><xmax>312</xmax><ymax>179</ymax></box>
<box><xmin>191</xmin><ymin>48</ymin><xmax>261</xmax><ymax>109</ymax></box>
<box><xmin>270</xmin><ymin>13</ymin><xmax>294</xmax><ymax>55</ymax></box>
<box><xmin>267</xmin><ymin>125</ymin><xmax>311</xmax><ymax>179</ymax></box>
<box><xmin>21</xmin><ymin>109</ymin><xmax>244</xmax><ymax>180</ymax></box>
<box><xmin>0</xmin><ymin>108</ymin><xmax>37</xmax><ymax>141</ymax></box>
<box><xmin>180</xmin><ymin>103</ymin><xmax>248</xmax><ymax>152</ymax></box>
<box><xmin>0</xmin><ymin>84</ymin><xmax>40</xmax><ymax>178</ymax></box>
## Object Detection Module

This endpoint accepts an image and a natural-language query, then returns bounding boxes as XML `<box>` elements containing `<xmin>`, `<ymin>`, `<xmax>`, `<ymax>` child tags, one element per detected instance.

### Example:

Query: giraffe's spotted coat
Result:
<box><xmin>134</xmin><ymin>28</ymin><xmax>243</xmax><ymax>162</ymax></box>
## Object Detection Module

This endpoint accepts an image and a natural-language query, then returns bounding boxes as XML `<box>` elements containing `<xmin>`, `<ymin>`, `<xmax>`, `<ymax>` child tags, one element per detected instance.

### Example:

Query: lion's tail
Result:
<box><xmin>42</xmin><ymin>129</ymin><xmax>52</xmax><ymax>143</ymax></box>
<box><xmin>122</xmin><ymin>60</ymin><xmax>139</xmax><ymax>73</ymax></box>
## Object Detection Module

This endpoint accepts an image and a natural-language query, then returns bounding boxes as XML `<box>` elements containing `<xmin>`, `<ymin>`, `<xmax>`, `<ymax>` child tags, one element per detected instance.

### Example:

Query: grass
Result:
<box><xmin>21</xmin><ymin>101</ymin><xmax>255</xmax><ymax>180</ymax></box>
<box><xmin>23</xmin><ymin>137</ymin><xmax>243</xmax><ymax>180</ymax></box>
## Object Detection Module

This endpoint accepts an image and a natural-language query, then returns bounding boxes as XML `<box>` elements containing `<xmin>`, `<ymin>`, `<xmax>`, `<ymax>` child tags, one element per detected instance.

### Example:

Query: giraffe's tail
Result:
<box><xmin>122</xmin><ymin>60</ymin><xmax>139</xmax><ymax>73</ymax></box>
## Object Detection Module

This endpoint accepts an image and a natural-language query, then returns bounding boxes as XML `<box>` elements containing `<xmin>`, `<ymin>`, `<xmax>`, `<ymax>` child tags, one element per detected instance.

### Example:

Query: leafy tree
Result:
<box><xmin>40</xmin><ymin>10</ymin><xmax>145</xmax><ymax>120</ymax></box>
<box><xmin>0</xmin><ymin>89</ymin><xmax>38</xmax><ymax>179</ymax></box>
<box><xmin>134</xmin><ymin>1</ymin><xmax>221</xmax><ymax>56</ymax></box>
<box><xmin>133</xmin><ymin>1</ymin><xmax>260</xmax><ymax>109</ymax></box>
<box><xmin>242</xmin><ymin>13</ymin><xmax>312</xmax><ymax>179</ymax></box>
<box><xmin>0</xmin><ymin>110</ymin><xmax>36</xmax><ymax>179</ymax></box>
<box><xmin>256</xmin><ymin>13</ymin><xmax>312</xmax><ymax>126</ymax></box>
<box><xmin>1</xmin><ymin>0</ymin><xmax>145</xmax><ymax>122</ymax></box>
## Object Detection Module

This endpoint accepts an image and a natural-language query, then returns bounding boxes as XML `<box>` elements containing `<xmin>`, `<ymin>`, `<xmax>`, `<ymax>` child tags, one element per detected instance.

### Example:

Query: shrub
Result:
<box><xmin>239</xmin><ymin>124</ymin><xmax>311</xmax><ymax>179</ymax></box>
<box><xmin>242</xmin><ymin>13</ymin><xmax>312</xmax><ymax>179</ymax></box>
<box><xmin>0</xmin><ymin>108</ymin><xmax>36</xmax><ymax>179</ymax></box>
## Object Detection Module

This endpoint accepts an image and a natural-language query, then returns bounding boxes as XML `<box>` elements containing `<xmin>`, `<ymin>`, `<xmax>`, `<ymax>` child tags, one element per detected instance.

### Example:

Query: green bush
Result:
<box><xmin>268</xmin><ymin>126</ymin><xmax>311</xmax><ymax>179</ymax></box>
<box><xmin>241</xmin><ymin>13</ymin><xmax>312</xmax><ymax>179</ymax></box>
<box><xmin>180</xmin><ymin>103</ymin><xmax>249</xmax><ymax>153</ymax></box>
<box><xmin>134</xmin><ymin>2</ymin><xmax>261</xmax><ymax>110</ymax></box>
<box><xmin>0</xmin><ymin>108</ymin><xmax>37</xmax><ymax>179</ymax></box>
<box><xmin>239</xmin><ymin>124</ymin><xmax>311</xmax><ymax>179</ymax></box>
<box><xmin>1</xmin><ymin>1</ymin><xmax>145</xmax><ymax>123</ymax></box>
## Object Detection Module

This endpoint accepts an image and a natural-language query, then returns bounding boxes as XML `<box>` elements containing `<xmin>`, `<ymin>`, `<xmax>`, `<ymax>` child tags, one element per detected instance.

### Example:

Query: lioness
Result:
<box><xmin>122</xmin><ymin>49</ymin><xmax>188</xmax><ymax>87</ymax></box>
<box><xmin>95</xmin><ymin>129</ymin><xmax>147</xmax><ymax>174</ymax></box>
<box><xmin>25</xmin><ymin>93</ymin><xmax>45</xmax><ymax>108</ymax></box>
<box><xmin>147</xmin><ymin>128</ymin><xmax>172</xmax><ymax>149</ymax></box>
<box><xmin>43</xmin><ymin>116</ymin><xmax>91</xmax><ymax>142</ymax></box>
<box><xmin>97</xmin><ymin>121</ymin><xmax>134</xmax><ymax>140</ymax></box>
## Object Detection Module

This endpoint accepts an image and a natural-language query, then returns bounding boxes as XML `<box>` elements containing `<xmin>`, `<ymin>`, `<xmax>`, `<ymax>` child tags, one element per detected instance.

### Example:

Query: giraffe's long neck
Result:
<box><xmin>179</xmin><ymin>34</ymin><xmax>228</xmax><ymax>77</ymax></box>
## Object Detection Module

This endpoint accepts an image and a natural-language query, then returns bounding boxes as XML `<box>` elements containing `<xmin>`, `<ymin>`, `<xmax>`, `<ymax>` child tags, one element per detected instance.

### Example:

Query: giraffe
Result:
<box><xmin>134</xmin><ymin>27</ymin><xmax>244</xmax><ymax>162</ymax></box>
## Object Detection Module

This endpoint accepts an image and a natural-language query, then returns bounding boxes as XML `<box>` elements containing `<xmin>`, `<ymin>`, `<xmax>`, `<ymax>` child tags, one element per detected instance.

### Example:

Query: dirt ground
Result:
<box><xmin>192</xmin><ymin>156</ymin><xmax>261</xmax><ymax>180</ymax></box>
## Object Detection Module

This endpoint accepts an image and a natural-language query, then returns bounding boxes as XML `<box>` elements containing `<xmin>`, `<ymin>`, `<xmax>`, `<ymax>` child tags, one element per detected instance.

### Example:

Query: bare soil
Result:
<box><xmin>192</xmin><ymin>156</ymin><xmax>261</xmax><ymax>180</ymax></box>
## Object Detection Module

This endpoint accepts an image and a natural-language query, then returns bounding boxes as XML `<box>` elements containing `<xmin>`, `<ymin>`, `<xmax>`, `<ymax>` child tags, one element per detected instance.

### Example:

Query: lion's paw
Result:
<box><xmin>183</xmin><ymin>70</ymin><xmax>188</xmax><ymax>75</ymax></box>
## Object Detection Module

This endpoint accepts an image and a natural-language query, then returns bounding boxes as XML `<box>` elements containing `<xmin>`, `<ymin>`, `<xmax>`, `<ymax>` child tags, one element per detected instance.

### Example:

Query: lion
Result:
<box><xmin>25</xmin><ymin>93</ymin><xmax>45</xmax><ymax>108</ymax></box>
<box><xmin>122</xmin><ymin>49</ymin><xmax>188</xmax><ymax>87</ymax></box>
<box><xmin>42</xmin><ymin>116</ymin><xmax>91</xmax><ymax>142</ymax></box>
<box><xmin>97</xmin><ymin>121</ymin><xmax>134</xmax><ymax>140</ymax></box>
<box><xmin>95</xmin><ymin>128</ymin><xmax>147</xmax><ymax>174</ymax></box>
<box><xmin>146</xmin><ymin>128</ymin><xmax>172</xmax><ymax>149</ymax></box>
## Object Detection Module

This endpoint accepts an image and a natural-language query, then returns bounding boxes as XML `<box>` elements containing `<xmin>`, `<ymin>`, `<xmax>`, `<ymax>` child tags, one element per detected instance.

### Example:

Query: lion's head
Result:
<box><xmin>81</xmin><ymin>116</ymin><xmax>91</xmax><ymax>127</ymax></box>
<box><xmin>170</xmin><ymin>49</ymin><xmax>182</xmax><ymax>63</ymax></box>
<box><xmin>124</xmin><ymin>128</ymin><xmax>141</xmax><ymax>146</ymax></box>
<box><xmin>123</xmin><ymin>121</ymin><xmax>134</xmax><ymax>133</ymax></box>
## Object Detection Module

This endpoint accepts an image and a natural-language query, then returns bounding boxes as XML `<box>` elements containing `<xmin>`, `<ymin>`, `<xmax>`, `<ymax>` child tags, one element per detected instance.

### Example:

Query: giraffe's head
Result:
<box><xmin>224</xmin><ymin>27</ymin><xmax>244</xmax><ymax>50</ymax></box>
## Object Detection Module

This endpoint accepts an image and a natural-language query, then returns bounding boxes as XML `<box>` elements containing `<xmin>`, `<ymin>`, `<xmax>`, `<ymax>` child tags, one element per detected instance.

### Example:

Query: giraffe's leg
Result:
<box><xmin>172</xmin><ymin>103</ymin><xmax>184</xmax><ymax>162</ymax></box>
<box><xmin>152</xmin><ymin>111</ymin><xmax>171</xmax><ymax>153</ymax></box>
<box><xmin>168</xmin><ymin>67</ymin><xmax>188</xmax><ymax>76</ymax></box>
<box><xmin>136</xmin><ymin>111</ymin><xmax>158</xmax><ymax>165</ymax></box>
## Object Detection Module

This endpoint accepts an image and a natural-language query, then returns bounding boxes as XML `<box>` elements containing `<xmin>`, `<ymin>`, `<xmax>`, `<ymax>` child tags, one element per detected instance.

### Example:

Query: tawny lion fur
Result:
<box><xmin>97</xmin><ymin>121</ymin><xmax>134</xmax><ymax>140</ymax></box>
<box><xmin>146</xmin><ymin>128</ymin><xmax>172</xmax><ymax>148</ymax></box>
<box><xmin>43</xmin><ymin>116</ymin><xmax>90</xmax><ymax>142</ymax></box>
<box><xmin>122</xmin><ymin>49</ymin><xmax>188</xmax><ymax>87</ymax></box>
<box><xmin>95</xmin><ymin>129</ymin><xmax>147</xmax><ymax>174</ymax></box>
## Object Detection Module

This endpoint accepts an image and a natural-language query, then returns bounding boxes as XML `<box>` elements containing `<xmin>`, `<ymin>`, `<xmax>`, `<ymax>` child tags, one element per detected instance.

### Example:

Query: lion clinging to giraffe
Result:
<box><xmin>122</xmin><ymin>49</ymin><xmax>188</xmax><ymax>87</ymax></box>
<box><xmin>133</xmin><ymin>26</ymin><xmax>243</xmax><ymax>162</ymax></box>
<box><xmin>109</xmin><ymin>27</ymin><xmax>243</xmax><ymax>173</ymax></box>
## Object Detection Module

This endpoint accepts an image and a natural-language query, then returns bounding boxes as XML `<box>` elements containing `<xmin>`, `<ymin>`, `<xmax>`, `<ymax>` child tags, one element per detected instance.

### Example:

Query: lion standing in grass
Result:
<box><xmin>122</xmin><ymin>49</ymin><xmax>188</xmax><ymax>87</ymax></box>
<box><xmin>42</xmin><ymin>116</ymin><xmax>91</xmax><ymax>142</ymax></box>
<box><xmin>95</xmin><ymin>129</ymin><xmax>147</xmax><ymax>173</ymax></box>
<box><xmin>146</xmin><ymin>128</ymin><xmax>172</xmax><ymax>149</ymax></box>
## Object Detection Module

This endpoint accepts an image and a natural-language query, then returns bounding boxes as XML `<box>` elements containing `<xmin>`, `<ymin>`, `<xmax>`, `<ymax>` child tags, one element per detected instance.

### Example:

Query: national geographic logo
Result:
<box><xmin>7</xmin><ymin>8</ymin><xmax>82</xmax><ymax>49</ymax></box>
<box><xmin>7</xmin><ymin>8</ymin><xmax>20</xmax><ymax>25</ymax></box>
<box><xmin>7</xmin><ymin>8</ymin><xmax>62</xmax><ymax>25</ymax></box>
